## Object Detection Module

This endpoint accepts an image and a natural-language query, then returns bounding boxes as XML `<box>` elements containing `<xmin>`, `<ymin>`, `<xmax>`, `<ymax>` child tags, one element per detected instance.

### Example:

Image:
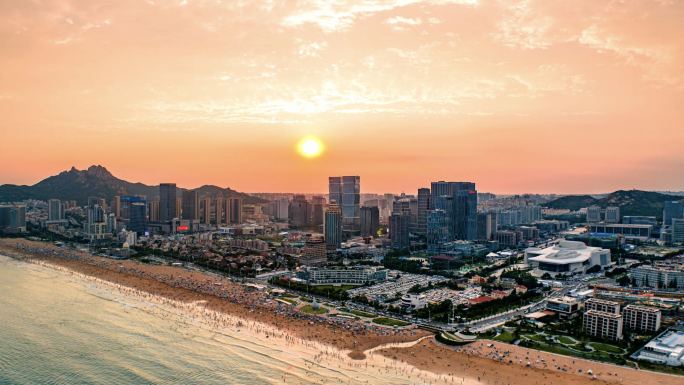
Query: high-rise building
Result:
<box><xmin>111</xmin><ymin>196</ymin><xmax>121</xmax><ymax>218</ymax></box>
<box><xmin>214</xmin><ymin>197</ymin><xmax>225</xmax><ymax>225</ymax></box>
<box><xmin>289</xmin><ymin>195</ymin><xmax>310</xmax><ymax>228</ymax></box>
<box><xmin>325</xmin><ymin>203</ymin><xmax>343</xmax><ymax>249</ymax></box>
<box><xmin>477</xmin><ymin>212</ymin><xmax>498</xmax><ymax>241</ymax></box>
<box><xmin>360</xmin><ymin>206</ymin><xmax>380</xmax><ymax>237</ymax></box>
<box><xmin>228</xmin><ymin>197</ymin><xmax>242</xmax><ymax>224</ymax></box>
<box><xmin>427</xmin><ymin>209</ymin><xmax>449</xmax><ymax>254</ymax></box>
<box><xmin>159</xmin><ymin>183</ymin><xmax>177</xmax><ymax>222</ymax></box>
<box><xmin>0</xmin><ymin>205</ymin><xmax>26</xmax><ymax>233</ymax></box>
<box><xmin>672</xmin><ymin>218</ymin><xmax>684</xmax><ymax>244</ymax></box>
<box><xmin>181</xmin><ymin>190</ymin><xmax>200</xmax><ymax>220</ymax></box>
<box><xmin>201</xmin><ymin>197</ymin><xmax>212</xmax><ymax>225</ymax></box>
<box><xmin>586</xmin><ymin>205</ymin><xmax>602</xmax><ymax>223</ymax></box>
<box><xmin>149</xmin><ymin>198</ymin><xmax>160</xmax><ymax>222</ymax></box>
<box><xmin>605</xmin><ymin>206</ymin><xmax>621</xmax><ymax>224</ymax></box>
<box><xmin>430</xmin><ymin>181</ymin><xmax>477</xmax><ymax>240</ymax></box>
<box><xmin>663</xmin><ymin>201</ymin><xmax>684</xmax><ymax>227</ymax></box>
<box><xmin>389</xmin><ymin>212</ymin><xmax>410</xmax><ymax>250</ymax></box>
<box><xmin>416</xmin><ymin>188</ymin><xmax>431</xmax><ymax>236</ymax></box>
<box><xmin>311</xmin><ymin>196</ymin><xmax>326</xmax><ymax>226</ymax></box>
<box><xmin>128</xmin><ymin>202</ymin><xmax>147</xmax><ymax>235</ymax></box>
<box><xmin>329</xmin><ymin>176</ymin><xmax>360</xmax><ymax>236</ymax></box>
<box><xmin>274</xmin><ymin>198</ymin><xmax>289</xmax><ymax>221</ymax></box>
<box><xmin>48</xmin><ymin>199</ymin><xmax>64</xmax><ymax>221</ymax></box>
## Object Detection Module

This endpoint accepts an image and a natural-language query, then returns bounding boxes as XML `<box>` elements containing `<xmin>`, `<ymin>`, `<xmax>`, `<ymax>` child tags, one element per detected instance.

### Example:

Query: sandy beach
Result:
<box><xmin>2</xmin><ymin>238</ymin><xmax>683</xmax><ymax>385</ymax></box>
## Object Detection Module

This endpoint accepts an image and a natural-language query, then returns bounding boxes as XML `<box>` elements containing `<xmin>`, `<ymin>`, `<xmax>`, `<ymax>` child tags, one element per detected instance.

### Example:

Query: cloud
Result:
<box><xmin>281</xmin><ymin>0</ymin><xmax>478</xmax><ymax>32</ymax></box>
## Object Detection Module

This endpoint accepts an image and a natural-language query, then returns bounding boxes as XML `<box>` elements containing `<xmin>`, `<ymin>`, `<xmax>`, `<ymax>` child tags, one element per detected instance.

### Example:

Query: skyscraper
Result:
<box><xmin>181</xmin><ymin>190</ymin><xmax>200</xmax><ymax>220</ymax></box>
<box><xmin>416</xmin><ymin>188</ymin><xmax>430</xmax><ymax>236</ymax></box>
<box><xmin>149</xmin><ymin>198</ymin><xmax>160</xmax><ymax>222</ymax></box>
<box><xmin>360</xmin><ymin>206</ymin><xmax>380</xmax><ymax>237</ymax></box>
<box><xmin>214</xmin><ymin>197</ymin><xmax>225</xmax><ymax>225</ymax></box>
<box><xmin>430</xmin><ymin>181</ymin><xmax>477</xmax><ymax>241</ymax></box>
<box><xmin>311</xmin><ymin>196</ymin><xmax>326</xmax><ymax>226</ymax></box>
<box><xmin>128</xmin><ymin>202</ymin><xmax>147</xmax><ymax>235</ymax></box>
<box><xmin>329</xmin><ymin>176</ymin><xmax>360</xmax><ymax>237</ymax></box>
<box><xmin>201</xmin><ymin>197</ymin><xmax>212</xmax><ymax>225</ymax></box>
<box><xmin>228</xmin><ymin>197</ymin><xmax>242</xmax><ymax>224</ymax></box>
<box><xmin>159</xmin><ymin>183</ymin><xmax>177</xmax><ymax>222</ymax></box>
<box><xmin>389</xmin><ymin>212</ymin><xmax>410</xmax><ymax>250</ymax></box>
<box><xmin>325</xmin><ymin>203</ymin><xmax>343</xmax><ymax>249</ymax></box>
<box><xmin>427</xmin><ymin>209</ymin><xmax>449</xmax><ymax>254</ymax></box>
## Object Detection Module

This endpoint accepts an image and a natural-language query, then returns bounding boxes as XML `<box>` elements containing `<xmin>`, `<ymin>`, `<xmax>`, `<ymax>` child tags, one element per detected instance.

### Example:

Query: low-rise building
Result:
<box><xmin>400</xmin><ymin>293</ymin><xmax>427</xmax><ymax>310</ymax></box>
<box><xmin>631</xmin><ymin>264</ymin><xmax>684</xmax><ymax>290</ymax></box>
<box><xmin>632</xmin><ymin>326</ymin><xmax>684</xmax><ymax>366</ymax></box>
<box><xmin>622</xmin><ymin>305</ymin><xmax>661</xmax><ymax>333</ymax></box>
<box><xmin>546</xmin><ymin>296</ymin><xmax>580</xmax><ymax>319</ymax></box>
<box><xmin>296</xmin><ymin>266</ymin><xmax>388</xmax><ymax>286</ymax></box>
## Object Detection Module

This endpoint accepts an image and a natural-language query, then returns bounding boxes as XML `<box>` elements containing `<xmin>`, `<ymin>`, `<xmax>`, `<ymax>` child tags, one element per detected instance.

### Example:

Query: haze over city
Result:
<box><xmin>2</xmin><ymin>0</ymin><xmax>684</xmax><ymax>194</ymax></box>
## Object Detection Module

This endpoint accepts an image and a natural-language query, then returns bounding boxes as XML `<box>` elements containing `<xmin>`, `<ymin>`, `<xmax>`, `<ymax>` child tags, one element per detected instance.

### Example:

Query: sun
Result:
<box><xmin>297</xmin><ymin>136</ymin><xmax>324</xmax><ymax>158</ymax></box>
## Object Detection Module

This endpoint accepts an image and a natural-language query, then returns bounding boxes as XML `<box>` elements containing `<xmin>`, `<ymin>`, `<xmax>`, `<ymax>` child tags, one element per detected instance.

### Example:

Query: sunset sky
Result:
<box><xmin>1</xmin><ymin>0</ymin><xmax>683</xmax><ymax>194</ymax></box>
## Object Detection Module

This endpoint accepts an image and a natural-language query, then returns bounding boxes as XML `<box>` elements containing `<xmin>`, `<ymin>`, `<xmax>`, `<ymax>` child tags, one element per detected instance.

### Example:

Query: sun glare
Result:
<box><xmin>297</xmin><ymin>136</ymin><xmax>324</xmax><ymax>158</ymax></box>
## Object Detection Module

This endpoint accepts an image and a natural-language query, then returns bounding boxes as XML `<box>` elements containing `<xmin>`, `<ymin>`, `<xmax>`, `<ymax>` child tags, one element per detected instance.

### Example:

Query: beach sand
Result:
<box><xmin>2</xmin><ymin>238</ymin><xmax>683</xmax><ymax>385</ymax></box>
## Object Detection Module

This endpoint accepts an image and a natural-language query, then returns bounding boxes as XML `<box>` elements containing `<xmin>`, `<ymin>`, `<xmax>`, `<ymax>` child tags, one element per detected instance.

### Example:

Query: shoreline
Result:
<box><xmin>2</xmin><ymin>238</ymin><xmax>683</xmax><ymax>385</ymax></box>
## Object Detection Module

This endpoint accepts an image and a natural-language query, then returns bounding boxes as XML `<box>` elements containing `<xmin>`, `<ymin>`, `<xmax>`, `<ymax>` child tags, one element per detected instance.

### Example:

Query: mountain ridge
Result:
<box><xmin>0</xmin><ymin>165</ymin><xmax>266</xmax><ymax>205</ymax></box>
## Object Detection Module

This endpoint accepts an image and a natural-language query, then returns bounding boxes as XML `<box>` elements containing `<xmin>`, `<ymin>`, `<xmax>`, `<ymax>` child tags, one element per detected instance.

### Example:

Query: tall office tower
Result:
<box><xmin>663</xmin><ymin>201</ymin><xmax>684</xmax><ymax>227</ymax></box>
<box><xmin>228</xmin><ymin>197</ymin><xmax>242</xmax><ymax>224</ymax></box>
<box><xmin>416</xmin><ymin>188</ymin><xmax>431</xmax><ymax>236</ymax></box>
<box><xmin>586</xmin><ymin>205</ymin><xmax>602</xmax><ymax>223</ymax></box>
<box><xmin>430</xmin><ymin>181</ymin><xmax>477</xmax><ymax>240</ymax></box>
<box><xmin>149</xmin><ymin>198</ymin><xmax>160</xmax><ymax>222</ymax></box>
<box><xmin>201</xmin><ymin>197</ymin><xmax>212</xmax><ymax>225</ymax></box>
<box><xmin>311</xmin><ymin>196</ymin><xmax>326</xmax><ymax>226</ymax></box>
<box><xmin>672</xmin><ymin>218</ymin><xmax>684</xmax><ymax>244</ymax></box>
<box><xmin>128</xmin><ymin>202</ymin><xmax>147</xmax><ymax>235</ymax></box>
<box><xmin>605</xmin><ymin>206</ymin><xmax>621</xmax><ymax>224</ymax></box>
<box><xmin>223</xmin><ymin>197</ymin><xmax>232</xmax><ymax>225</ymax></box>
<box><xmin>389</xmin><ymin>212</ymin><xmax>410</xmax><ymax>250</ymax></box>
<box><xmin>111</xmin><ymin>196</ymin><xmax>121</xmax><ymax>218</ymax></box>
<box><xmin>288</xmin><ymin>195</ymin><xmax>310</xmax><ymax>228</ymax></box>
<box><xmin>214</xmin><ymin>197</ymin><xmax>225</xmax><ymax>225</ymax></box>
<box><xmin>0</xmin><ymin>205</ymin><xmax>27</xmax><ymax>233</ymax></box>
<box><xmin>360</xmin><ymin>206</ymin><xmax>380</xmax><ymax>237</ymax></box>
<box><xmin>484</xmin><ymin>211</ymin><xmax>498</xmax><ymax>240</ymax></box>
<box><xmin>324</xmin><ymin>203</ymin><xmax>343</xmax><ymax>249</ymax></box>
<box><xmin>159</xmin><ymin>183</ymin><xmax>177</xmax><ymax>222</ymax></box>
<box><xmin>48</xmin><ymin>199</ymin><xmax>64</xmax><ymax>221</ymax></box>
<box><xmin>181</xmin><ymin>190</ymin><xmax>200</xmax><ymax>220</ymax></box>
<box><xmin>329</xmin><ymin>176</ymin><xmax>361</xmax><ymax>236</ymax></box>
<box><xmin>427</xmin><ymin>209</ymin><xmax>449</xmax><ymax>254</ymax></box>
<box><xmin>176</xmin><ymin>198</ymin><xmax>182</xmax><ymax>220</ymax></box>
<box><xmin>453</xmin><ymin>188</ymin><xmax>477</xmax><ymax>240</ymax></box>
<box><xmin>382</xmin><ymin>193</ymin><xmax>394</xmax><ymax>224</ymax></box>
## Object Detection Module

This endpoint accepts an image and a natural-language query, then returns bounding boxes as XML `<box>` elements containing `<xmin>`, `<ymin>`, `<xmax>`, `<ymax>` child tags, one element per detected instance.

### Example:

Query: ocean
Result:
<box><xmin>0</xmin><ymin>255</ymin><xmax>447</xmax><ymax>385</ymax></box>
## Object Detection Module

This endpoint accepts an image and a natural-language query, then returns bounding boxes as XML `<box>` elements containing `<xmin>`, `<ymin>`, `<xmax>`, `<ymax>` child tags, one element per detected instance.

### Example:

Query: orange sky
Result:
<box><xmin>1</xmin><ymin>0</ymin><xmax>683</xmax><ymax>194</ymax></box>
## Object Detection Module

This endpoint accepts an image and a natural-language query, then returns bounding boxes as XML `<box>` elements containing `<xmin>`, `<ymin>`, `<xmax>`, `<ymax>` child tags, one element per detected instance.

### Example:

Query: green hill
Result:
<box><xmin>545</xmin><ymin>190</ymin><xmax>681</xmax><ymax>219</ymax></box>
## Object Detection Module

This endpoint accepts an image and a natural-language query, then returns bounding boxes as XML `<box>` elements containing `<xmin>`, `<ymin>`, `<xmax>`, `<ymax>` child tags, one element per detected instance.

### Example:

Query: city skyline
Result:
<box><xmin>2</xmin><ymin>1</ymin><xmax>684</xmax><ymax>194</ymax></box>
